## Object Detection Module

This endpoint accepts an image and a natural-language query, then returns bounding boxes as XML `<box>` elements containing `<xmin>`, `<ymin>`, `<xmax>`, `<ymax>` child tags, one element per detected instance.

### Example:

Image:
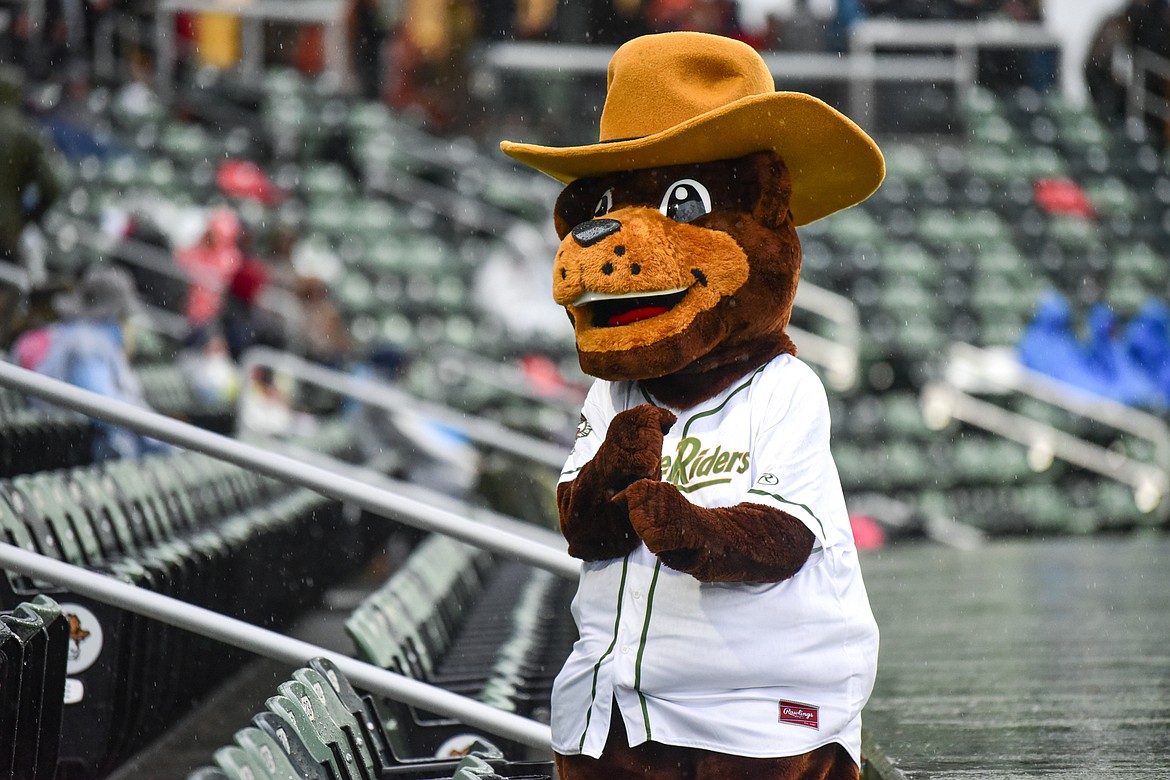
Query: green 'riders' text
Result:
<box><xmin>661</xmin><ymin>436</ymin><xmax>750</xmax><ymax>492</ymax></box>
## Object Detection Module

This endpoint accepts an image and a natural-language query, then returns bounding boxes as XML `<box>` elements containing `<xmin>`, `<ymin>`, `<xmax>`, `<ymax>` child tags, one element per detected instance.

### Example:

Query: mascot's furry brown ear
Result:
<box><xmin>503</xmin><ymin>31</ymin><xmax>884</xmax><ymax>780</ymax></box>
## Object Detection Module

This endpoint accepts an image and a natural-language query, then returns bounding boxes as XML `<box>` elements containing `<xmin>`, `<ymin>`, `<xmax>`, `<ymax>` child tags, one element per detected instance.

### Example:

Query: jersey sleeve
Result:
<box><xmin>558</xmin><ymin>380</ymin><xmax>613</xmax><ymax>485</ymax></box>
<box><xmin>744</xmin><ymin>365</ymin><xmax>846</xmax><ymax>560</ymax></box>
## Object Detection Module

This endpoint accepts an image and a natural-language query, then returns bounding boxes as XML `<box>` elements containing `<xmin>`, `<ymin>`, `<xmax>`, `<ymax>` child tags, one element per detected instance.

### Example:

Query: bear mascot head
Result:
<box><xmin>503</xmin><ymin>31</ymin><xmax>884</xmax><ymax>780</ymax></box>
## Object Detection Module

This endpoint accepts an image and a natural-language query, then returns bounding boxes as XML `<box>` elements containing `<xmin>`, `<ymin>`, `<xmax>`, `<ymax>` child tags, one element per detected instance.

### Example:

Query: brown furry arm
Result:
<box><xmin>558</xmin><ymin>405</ymin><xmax>677</xmax><ymax>561</ymax></box>
<box><xmin>619</xmin><ymin>479</ymin><xmax>814</xmax><ymax>582</ymax></box>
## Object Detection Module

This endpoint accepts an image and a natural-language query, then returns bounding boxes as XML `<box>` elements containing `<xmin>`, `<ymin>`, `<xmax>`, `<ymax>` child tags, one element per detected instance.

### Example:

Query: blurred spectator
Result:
<box><xmin>555</xmin><ymin>0</ymin><xmax>649</xmax><ymax>44</ymax></box>
<box><xmin>240</xmin><ymin>364</ymin><xmax>295</xmax><ymax>437</ymax></box>
<box><xmin>653</xmin><ymin>0</ymin><xmax>742</xmax><ymax>36</ymax></box>
<box><xmin>176</xmin><ymin>207</ymin><xmax>243</xmax><ymax>327</ymax></box>
<box><xmin>385</xmin><ymin>0</ymin><xmax>478</xmax><ymax>132</ymax></box>
<box><xmin>32</xmin><ymin>265</ymin><xmax>173</xmax><ymax>461</ymax></box>
<box><xmin>1084</xmin><ymin>10</ymin><xmax>1133</xmax><ymax>123</ymax></box>
<box><xmin>8</xmin><ymin>283</ymin><xmax>67</xmax><ymax>370</ymax></box>
<box><xmin>776</xmin><ymin>0</ymin><xmax>829</xmax><ymax>52</ymax></box>
<box><xmin>293</xmin><ymin>276</ymin><xmax>353</xmax><ymax>367</ymax></box>
<box><xmin>217</xmin><ymin>160</ymin><xmax>286</xmax><ymax>206</ymax></box>
<box><xmin>0</xmin><ymin>67</ymin><xmax>61</xmax><ymax>269</ymax></box>
<box><xmin>982</xmin><ymin>0</ymin><xmax>1055</xmax><ymax>92</ymax></box>
<box><xmin>1127</xmin><ymin>0</ymin><xmax>1170</xmax><ymax>147</ymax></box>
<box><xmin>473</xmin><ymin>223</ymin><xmax>565</xmax><ymax>341</ymax></box>
<box><xmin>349</xmin><ymin>0</ymin><xmax>396</xmax><ymax>98</ymax></box>
<box><xmin>479</xmin><ymin>0</ymin><xmax>558</xmax><ymax>40</ymax></box>
<box><xmin>219</xmin><ymin>256</ymin><xmax>286</xmax><ymax>362</ymax></box>
<box><xmin>180</xmin><ymin>327</ymin><xmax>240</xmax><ymax>406</ymax></box>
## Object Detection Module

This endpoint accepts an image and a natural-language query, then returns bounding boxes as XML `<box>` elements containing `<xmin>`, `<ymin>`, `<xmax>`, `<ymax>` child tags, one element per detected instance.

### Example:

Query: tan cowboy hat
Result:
<box><xmin>500</xmin><ymin>31</ymin><xmax>884</xmax><ymax>226</ymax></box>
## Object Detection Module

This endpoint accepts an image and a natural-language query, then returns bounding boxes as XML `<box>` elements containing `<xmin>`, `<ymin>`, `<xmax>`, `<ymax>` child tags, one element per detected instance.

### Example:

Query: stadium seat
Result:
<box><xmin>0</xmin><ymin>596</ymin><xmax>68</xmax><ymax>780</ymax></box>
<box><xmin>212</xmin><ymin>745</ymin><xmax>271</xmax><ymax>780</ymax></box>
<box><xmin>183</xmin><ymin>659</ymin><xmax>548</xmax><ymax>780</ymax></box>
<box><xmin>266</xmin><ymin>690</ymin><xmax>353</xmax><ymax>779</ymax></box>
<box><xmin>252</xmin><ymin>710</ymin><xmax>331</xmax><ymax>780</ymax></box>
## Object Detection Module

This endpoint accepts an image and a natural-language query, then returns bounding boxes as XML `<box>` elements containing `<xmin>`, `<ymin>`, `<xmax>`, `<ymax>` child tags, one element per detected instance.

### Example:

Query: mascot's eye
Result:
<box><xmin>593</xmin><ymin>188</ymin><xmax>614</xmax><ymax>218</ymax></box>
<box><xmin>659</xmin><ymin>179</ymin><xmax>712</xmax><ymax>223</ymax></box>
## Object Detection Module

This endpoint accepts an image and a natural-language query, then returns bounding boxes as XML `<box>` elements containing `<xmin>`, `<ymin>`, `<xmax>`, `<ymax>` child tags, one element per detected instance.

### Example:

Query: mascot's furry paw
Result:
<box><xmin>620</xmin><ymin>478</ymin><xmax>815</xmax><ymax>583</ymax></box>
<box><xmin>557</xmin><ymin>404</ymin><xmax>676</xmax><ymax>560</ymax></box>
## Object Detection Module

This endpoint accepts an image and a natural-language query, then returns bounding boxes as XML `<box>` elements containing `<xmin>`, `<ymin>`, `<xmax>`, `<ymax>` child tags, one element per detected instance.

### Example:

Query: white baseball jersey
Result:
<box><xmin>553</xmin><ymin>354</ymin><xmax>878</xmax><ymax>765</ymax></box>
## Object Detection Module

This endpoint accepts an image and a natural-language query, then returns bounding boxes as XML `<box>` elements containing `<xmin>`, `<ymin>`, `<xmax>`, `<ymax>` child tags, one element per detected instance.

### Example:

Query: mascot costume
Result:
<box><xmin>501</xmin><ymin>31</ymin><xmax>882</xmax><ymax>780</ymax></box>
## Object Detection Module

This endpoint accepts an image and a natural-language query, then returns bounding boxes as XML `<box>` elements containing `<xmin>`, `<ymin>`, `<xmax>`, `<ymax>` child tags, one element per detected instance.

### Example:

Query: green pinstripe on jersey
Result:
<box><xmin>679</xmin><ymin>365</ymin><xmax>766</xmax><ymax>437</ymax></box>
<box><xmin>578</xmin><ymin>557</ymin><xmax>630</xmax><ymax>751</ymax></box>
<box><xmin>634</xmin><ymin>560</ymin><xmax>664</xmax><ymax>741</ymax></box>
<box><xmin>747</xmin><ymin>488</ymin><xmax>826</xmax><ymax>538</ymax></box>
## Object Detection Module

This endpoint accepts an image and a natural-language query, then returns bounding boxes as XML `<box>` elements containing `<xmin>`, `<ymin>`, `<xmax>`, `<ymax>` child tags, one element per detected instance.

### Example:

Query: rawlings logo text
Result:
<box><xmin>778</xmin><ymin>700</ymin><xmax>819</xmax><ymax>730</ymax></box>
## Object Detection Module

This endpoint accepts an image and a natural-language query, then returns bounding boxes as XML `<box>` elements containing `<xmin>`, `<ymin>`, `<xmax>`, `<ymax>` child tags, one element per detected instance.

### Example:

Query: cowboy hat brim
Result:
<box><xmin>500</xmin><ymin>91</ymin><xmax>884</xmax><ymax>227</ymax></box>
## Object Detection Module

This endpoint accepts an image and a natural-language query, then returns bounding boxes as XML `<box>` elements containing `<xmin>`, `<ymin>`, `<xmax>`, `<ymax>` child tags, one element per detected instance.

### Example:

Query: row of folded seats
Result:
<box><xmin>185</xmin><ymin>656</ymin><xmax>555</xmax><ymax>780</ymax></box>
<box><xmin>2</xmin><ymin>594</ymin><xmax>69</xmax><ymax>780</ymax></box>
<box><xmin>346</xmin><ymin>535</ymin><xmax>575</xmax><ymax>721</ymax></box>
<box><xmin>185</xmin><ymin>535</ymin><xmax>577</xmax><ymax>780</ymax></box>
<box><xmin>0</xmin><ymin>448</ymin><xmax>365</xmax><ymax>779</ymax></box>
<box><xmin>0</xmin><ymin>387</ymin><xmax>93</xmax><ymax>478</ymax></box>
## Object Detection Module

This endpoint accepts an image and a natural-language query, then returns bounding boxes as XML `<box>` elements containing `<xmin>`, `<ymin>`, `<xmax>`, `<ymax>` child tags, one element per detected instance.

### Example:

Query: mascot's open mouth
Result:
<box><xmin>574</xmin><ymin>287</ymin><xmax>690</xmax><ymax>328</ymax></box>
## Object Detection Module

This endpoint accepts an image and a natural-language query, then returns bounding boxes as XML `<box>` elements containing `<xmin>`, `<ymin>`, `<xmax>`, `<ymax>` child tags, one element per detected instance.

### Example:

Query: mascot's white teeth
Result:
<box><xmin>572</xmin><ymin>286</ymin><xmax>690</xmax><ymax>307</ymax></box>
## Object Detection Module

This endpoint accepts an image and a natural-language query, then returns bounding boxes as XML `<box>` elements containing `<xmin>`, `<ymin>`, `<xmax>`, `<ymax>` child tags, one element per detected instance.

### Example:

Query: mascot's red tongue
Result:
<box><xmin>608</xmin><ymin>306</ymin><xmax>669</xmax><ymax>327</ymax></box>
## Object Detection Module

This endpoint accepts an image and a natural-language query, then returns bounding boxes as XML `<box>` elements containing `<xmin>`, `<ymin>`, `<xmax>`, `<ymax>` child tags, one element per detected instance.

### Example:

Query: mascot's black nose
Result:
<box><xmin>572</xmin><ymin>219</ymin><xmax>622</xmax><ymax>247</ymax></box>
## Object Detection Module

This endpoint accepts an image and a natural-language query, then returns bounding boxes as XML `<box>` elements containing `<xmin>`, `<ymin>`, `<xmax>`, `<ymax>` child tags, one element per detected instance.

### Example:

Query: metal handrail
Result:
<box><xmin>238</xmin><ymin>345</ymin><xmax>571</xmax><ymax>470</ymax></box>
<box><xmin>0</xmin><ymin>542</ymin><xmax>553</xmax><ymax>751</ymax></box>
<box><xmin>920</xmin><ymin>343</ymin><xmax>1170</xmax><ymax>516</ymax></box>
<box><xmin>0</xmin><ymin>360</ymin><xmax>578</xmax><ymax>579</ymax></box>
<box><xmin>792</xmin><ymin>282</ymin><xmax>862</xmax><ymax>391</ymax></box>
<box><xmin>274</xmin><ymin>435</ymin><xmax>567</xmax><ymax>551</ymax></box>
<box><xmin>430</xmin><ymin>346</ymin><xmax>585</xmax><ymax>413</ymax></box>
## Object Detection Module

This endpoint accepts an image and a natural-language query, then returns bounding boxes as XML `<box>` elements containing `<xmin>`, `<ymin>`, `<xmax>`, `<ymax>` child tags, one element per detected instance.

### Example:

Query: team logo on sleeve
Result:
<box><xmin>575</xmin><ymin>415</ymin><xmax>593</xmax><ymax>439</ymax></box>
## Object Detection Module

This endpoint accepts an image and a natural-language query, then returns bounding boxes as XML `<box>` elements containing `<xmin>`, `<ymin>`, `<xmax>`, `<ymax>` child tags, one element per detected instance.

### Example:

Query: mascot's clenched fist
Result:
<box><xmin>502</xmin><ymin>31</ymin><xmax>882</xmax><ymax>780</ymax></box>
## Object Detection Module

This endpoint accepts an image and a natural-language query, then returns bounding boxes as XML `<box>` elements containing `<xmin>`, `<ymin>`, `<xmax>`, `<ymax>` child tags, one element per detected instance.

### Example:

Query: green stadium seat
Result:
<box><xmin>233</xmin><ymin>726</ymin><xmax>305</xmax><ymax>780</ymax></box>
<box><xmin>252</xmin><ymin>711</ymin><xmax>330</xmax><ymax>780</ymax></box>
<box><xmin>213</xmin><ymin>745</ymin><xmax>272</xmax><ymax>780</ymax></box>
<box><xmin>188</xmin><ymin>768</ymin><xmax>230</xmax><ymax>780</ymax></box>
<box><xmin>291</xmin><ymin>667</ymin><xmax>382</xmax><ymax>779</ymax></box>
<box><xmin>265</xmin><ymin>692</ymin><xmax>348</xmax><ymax>780</ymax></box>
<box><xmin>0</xmin><ymin>597</ymin><xmax>68</xmax><ymax>780</ymax></box>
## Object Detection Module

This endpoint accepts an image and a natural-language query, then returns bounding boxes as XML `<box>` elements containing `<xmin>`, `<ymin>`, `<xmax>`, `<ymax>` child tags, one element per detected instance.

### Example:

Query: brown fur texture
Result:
<box><xmin>617</xmin><ymin>478</ymin><xmax>814</xmax><ymax>583</ymax></box>
<box><xmin>553</xmin><ymin>152</ymin><xmax>801</xmax><ymax>408</ymax></box>
<box><xmin>555</xmin><ymin>708</ymin><xmax>859</xmax><ymax>780</ymax></box>
<box><xmin>557</xmin><ymin>405</ymin><xmax>677</xmax><ymax>560</ymax></box>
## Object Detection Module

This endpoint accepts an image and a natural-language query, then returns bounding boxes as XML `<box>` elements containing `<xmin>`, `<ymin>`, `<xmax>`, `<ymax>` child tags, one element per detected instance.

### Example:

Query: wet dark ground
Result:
<box><xmin>859</xmin><ymin>536</ymin><xmax>1170</xmax><ymax>779</ymax></box>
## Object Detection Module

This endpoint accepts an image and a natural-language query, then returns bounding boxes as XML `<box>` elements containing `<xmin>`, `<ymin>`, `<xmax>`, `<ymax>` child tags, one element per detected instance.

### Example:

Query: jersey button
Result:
<box><xmin>621</xmin><ymin>645</ymin><xmax>630</xmax><ymax>654</ymax></box>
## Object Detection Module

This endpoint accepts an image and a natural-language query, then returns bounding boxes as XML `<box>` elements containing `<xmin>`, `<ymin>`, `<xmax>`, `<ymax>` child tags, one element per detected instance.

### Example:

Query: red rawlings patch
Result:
<box><xmin>778</xmin><ymin>700</ymin><xmax>819</xmax><ymax>730</ymax></box>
